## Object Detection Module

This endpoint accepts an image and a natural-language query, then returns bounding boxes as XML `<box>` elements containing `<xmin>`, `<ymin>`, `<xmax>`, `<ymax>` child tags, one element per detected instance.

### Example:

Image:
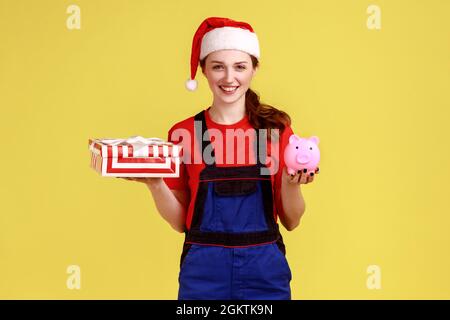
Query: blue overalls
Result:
<box><xmin>178</xmin><ymin>110</ymin><xmax>292</xmax><ymax>300</ymax></box>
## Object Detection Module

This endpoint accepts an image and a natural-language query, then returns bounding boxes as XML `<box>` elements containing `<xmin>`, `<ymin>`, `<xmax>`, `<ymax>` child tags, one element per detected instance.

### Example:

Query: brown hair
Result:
<box><xmin>199</xmin><ymin>55</ymin><xmax>291</xmax><ymax>139</ymax></box>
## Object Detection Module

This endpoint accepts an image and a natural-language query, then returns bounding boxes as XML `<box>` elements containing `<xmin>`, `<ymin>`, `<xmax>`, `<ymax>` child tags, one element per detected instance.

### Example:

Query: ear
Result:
<box><xmin>252</xmin><ymin>66</ymin><xmax>258</xmax><ymax>77</ymax></box>
<box><xmin>289</xmin><ymin>134</ymin><xmax>301</xmax><ymax>144</ymax></box>
<box><xmin>309</xmin><ymin>136</ymin><xmax>320</xmax><ymax>145</ymax></box>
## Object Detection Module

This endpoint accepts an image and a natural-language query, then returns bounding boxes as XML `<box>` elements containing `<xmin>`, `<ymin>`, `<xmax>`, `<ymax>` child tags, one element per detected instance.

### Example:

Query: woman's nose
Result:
<box><xmin>224</xmin><ymin>68</ymin><xmax>235</xmax><ymax>83</ymax></box>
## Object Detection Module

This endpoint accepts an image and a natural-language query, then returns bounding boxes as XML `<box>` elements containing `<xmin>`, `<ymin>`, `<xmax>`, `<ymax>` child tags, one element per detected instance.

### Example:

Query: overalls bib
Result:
<box><xmin>178</xmin><ymin>110</ymin><xmax>292</xmax><ymax>300</ymax></box>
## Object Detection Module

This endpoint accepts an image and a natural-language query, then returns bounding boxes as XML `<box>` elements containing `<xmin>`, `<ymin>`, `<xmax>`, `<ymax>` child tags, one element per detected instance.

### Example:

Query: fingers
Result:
<box><xmin>287</xmin><ymin>169</ymin><xmax>301</xmax><ymax>184</ymax></box>
<box><xmin>288</xmin><ymin>167</ymin><xmax>319</xmax><ymax>185</ymax></box>
<box><xmin>306</xmin><ymin>171</ymin><xmax>315</xmax><ymax>184</ymax></box>
<box><xmin>300</xmin><ymin>170</ymin><xmax>309</xmax><ymax>184</ymax></box>
<box><xmin>288</xmin><ymin>169</ymin><xmax>306</xmax><ymax>184</ymax></box>
<box><xmin>117</xmin><ymin>177</ymin><xmax>155</xmax><ymax>184</ymax></box>
<box><xmin>307</xmin><ymin>167</ymin><xmax>319</xmax><ymax>183</ymax></box>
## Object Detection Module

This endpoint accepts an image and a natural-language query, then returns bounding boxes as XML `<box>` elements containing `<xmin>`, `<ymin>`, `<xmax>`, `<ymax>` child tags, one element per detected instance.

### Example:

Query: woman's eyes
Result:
<box><xmin>212</xmin><ymin>65</ymin><xmax>246</xmax><ymax>70</ymax></box>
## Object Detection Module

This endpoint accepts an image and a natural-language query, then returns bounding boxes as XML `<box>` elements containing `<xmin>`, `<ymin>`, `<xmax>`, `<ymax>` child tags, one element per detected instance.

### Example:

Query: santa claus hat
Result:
<box><xmin>185</xmin><ymin>17</ymin><xmax>260</xmax><ymax>91</ymax></box>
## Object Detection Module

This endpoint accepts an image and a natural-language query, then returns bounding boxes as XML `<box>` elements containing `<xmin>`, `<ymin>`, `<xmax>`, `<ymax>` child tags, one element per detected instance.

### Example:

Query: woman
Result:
<box><xmin>122</xmin><ymin>17</ymin><xmax>319</xmax><ymax>300</ymax></box>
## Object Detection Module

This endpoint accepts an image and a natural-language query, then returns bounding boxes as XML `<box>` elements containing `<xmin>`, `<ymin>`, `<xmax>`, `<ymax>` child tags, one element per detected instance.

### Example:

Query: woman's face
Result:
<box><xmin>202</xmin><ymin>50</ymin><xmax>257</xmax><ymax>105</ymax></box>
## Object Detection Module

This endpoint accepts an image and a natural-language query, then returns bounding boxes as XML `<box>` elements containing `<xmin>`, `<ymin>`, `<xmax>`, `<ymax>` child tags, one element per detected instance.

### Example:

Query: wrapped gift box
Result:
<box><xmin>88</xmin><ymin>136</ymin><xmax>181</xmax><ymax>177</ymax></box>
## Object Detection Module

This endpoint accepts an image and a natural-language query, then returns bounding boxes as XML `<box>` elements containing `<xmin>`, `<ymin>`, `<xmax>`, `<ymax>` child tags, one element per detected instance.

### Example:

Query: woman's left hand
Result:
<box><xmin>284</xmin><ymin>167</ymin><xmax>319</xmax><ymax>185</ymax></box>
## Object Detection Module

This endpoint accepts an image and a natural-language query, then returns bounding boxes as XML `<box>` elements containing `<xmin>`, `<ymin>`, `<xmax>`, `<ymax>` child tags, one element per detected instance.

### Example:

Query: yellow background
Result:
<box><xmin>1</xmin><ymin>0</ymin><xmax>449</xmax><ymax>299</ymax></box>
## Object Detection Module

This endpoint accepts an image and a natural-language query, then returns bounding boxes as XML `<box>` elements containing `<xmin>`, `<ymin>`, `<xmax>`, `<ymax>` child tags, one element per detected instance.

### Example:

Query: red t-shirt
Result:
<box><xmin>163</xmin><ymin>107</ymin><xmax>294</xmax><ymax>230</ymax></box>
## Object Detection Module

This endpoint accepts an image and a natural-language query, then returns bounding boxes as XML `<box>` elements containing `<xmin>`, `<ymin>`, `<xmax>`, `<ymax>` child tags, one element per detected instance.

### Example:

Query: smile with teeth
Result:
<box><xmin>219</xmin><ymin>85</ymin><xmax>239</xmax><ymax>93</ymax></box>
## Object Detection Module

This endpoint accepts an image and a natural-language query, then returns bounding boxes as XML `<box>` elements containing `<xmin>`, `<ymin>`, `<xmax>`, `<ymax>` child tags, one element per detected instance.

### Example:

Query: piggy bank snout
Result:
<box><xmin>296</xmin><ymin>153</ymin><xmax>311</xmax><ymax>164</ymax></box>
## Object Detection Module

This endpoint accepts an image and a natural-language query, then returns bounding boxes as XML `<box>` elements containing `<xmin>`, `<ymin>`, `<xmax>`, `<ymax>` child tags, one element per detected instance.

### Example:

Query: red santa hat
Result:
<box><xmin>185</xmin><ymin>17</ymin><xmax>260</xmax><ymax>91</ymax></box>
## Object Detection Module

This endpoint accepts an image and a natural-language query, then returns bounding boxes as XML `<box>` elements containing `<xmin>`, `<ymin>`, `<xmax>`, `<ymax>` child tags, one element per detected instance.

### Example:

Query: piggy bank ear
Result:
<box><xmin>309</xmin><ymin>136</ymin><xmax>320</xmax><ymax>145</ymax></box>
<box><xmin>289</xmin><ymin>134</ymin><xmax>301</xmax><ymax>144</ymax></box>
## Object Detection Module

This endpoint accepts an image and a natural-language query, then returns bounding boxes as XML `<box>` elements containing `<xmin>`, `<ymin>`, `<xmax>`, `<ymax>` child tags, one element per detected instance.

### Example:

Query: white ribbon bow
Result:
<box><xmin>99</xmin><ymin>136</ymin><xmax>166</xmax><ymax>146</ymax></box>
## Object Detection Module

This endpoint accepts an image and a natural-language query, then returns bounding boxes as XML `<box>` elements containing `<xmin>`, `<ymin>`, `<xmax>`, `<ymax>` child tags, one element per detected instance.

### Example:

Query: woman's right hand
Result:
<box><xmin>118</xmin><ymin>176</ymin><xmax>186</xmax><ymax>232</ymax></box>
<box><xmin>117</xmin><ymin>177</ymin><xmax>163</xmax><ymax>188</ymax></box>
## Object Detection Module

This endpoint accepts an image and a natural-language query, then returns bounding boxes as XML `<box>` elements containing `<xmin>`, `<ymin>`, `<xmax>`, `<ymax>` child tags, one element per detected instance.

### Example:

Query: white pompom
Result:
<box><xmin>185</xmin><ymin>79</ymin><xmax>198</xmax><ymax>91</ymax></box>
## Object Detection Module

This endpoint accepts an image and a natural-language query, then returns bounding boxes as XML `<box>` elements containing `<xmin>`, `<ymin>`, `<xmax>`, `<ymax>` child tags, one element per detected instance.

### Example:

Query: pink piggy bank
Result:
<box><xmin>284</xmin><ymin>135</ymin><xmax>320</xmax><ymax>175</ymax></box>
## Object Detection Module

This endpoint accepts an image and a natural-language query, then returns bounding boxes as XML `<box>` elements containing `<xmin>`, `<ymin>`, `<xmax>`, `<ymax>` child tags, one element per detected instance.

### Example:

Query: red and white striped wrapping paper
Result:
<box><xmin>88</xmin><ymin>136</ymin><xmax>182</xmax><ymax>177</ymax></box>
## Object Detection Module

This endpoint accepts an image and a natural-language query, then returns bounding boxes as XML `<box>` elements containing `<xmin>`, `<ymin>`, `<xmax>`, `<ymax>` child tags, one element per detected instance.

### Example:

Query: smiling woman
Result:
<box><xmin>166</xmin><ymin>17</ymin><xmax>306</xmax><ymax>301</ymax></box>
<box><xmin>123</xmin><ymin>16</ymin><xmax>317</xmax><ymax>300</ymax></box>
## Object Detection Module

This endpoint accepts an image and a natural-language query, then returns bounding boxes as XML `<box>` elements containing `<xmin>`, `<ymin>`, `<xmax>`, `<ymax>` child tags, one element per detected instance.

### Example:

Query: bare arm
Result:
<box><xmin>120</xmin><ymin>177</ymin><xmax>188</xmax><ymax>233</ymax></box>
<box><xmin>279</xmin><ymin>167</ymin><xmax>319</xmax><ymax>231</ymax></box>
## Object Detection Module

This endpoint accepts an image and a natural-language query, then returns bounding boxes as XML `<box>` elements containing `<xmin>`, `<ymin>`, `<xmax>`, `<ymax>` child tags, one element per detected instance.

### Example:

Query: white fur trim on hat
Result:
<box><xmin>185</xmin><ymin>79</ymin><xmax>198</xmax><ymax>91</ymax></box>
<box><xmin>200</xmin><ymin>27</ymin><xmax>260</xmax><ymax>60</ymax></box>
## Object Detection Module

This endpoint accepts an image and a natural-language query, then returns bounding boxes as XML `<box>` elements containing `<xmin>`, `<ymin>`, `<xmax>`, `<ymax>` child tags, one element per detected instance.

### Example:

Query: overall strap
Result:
<box><xmin>194</xmin><ymin>110</ymin><xmax>216</xmax><ymax>167</ymax></box>
<box><xmin>194</xmin><ymin>110</ymin><xmax>267</xmax><ymax>168</ymax></box>
<box><xmin>254</xmin><ymin>127</ymin><xmax>267</xmax><ymax>168</ymax></box>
